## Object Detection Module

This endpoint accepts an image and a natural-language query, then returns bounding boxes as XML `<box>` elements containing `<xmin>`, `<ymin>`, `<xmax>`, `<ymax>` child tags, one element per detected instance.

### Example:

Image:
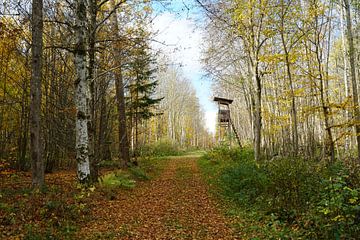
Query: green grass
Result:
<box><xmin>198</xmin><ymin>146</ymin><xmax>360</xmax><ymax>239</ymax></box>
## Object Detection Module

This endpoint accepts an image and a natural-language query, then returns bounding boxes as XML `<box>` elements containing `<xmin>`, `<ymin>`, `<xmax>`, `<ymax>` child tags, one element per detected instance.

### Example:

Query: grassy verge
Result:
<box><xmin>198</xmin><ymin>147</ymin><xmax>360</xmax><ymax>239</ymax></box>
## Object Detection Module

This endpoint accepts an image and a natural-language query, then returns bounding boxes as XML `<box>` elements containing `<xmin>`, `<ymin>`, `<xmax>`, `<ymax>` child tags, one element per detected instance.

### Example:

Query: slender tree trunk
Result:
<box><xmin>30</xmin><ymin>0</ymin><xmax>44</xmax><ymax>188</ymax></box>
<box><xmin>98</xmin><ymin>84</ymin><xmax>107</xmax><ymax>161</ymax></box>
<box><xmin>88</xmin><ymin>0</ymin><xmax>98</xmax><ymax>181</ymax></box>
<box><xmin>340</xmin><ymin>4</ymin><xmax>351</xmax><ymax>151</ymax></box>
<box><xmin>74</xmin><ymin>0</ymin><xmax>91</xmax><ymax>183</ymax></box>
<box><xmin>110</xmin><ymin>0</ymin><xmax>130</xmax><ymax>167</ymax></box>
<box><xmin>344</xmin><ymin>0</ymin><xmax>360</xmax><ymax>161</ymax></box>
<box><xmin>253</xmin><ymin>63</ymin><xmax>262</xmax><ymax>161</ymax></box>
<box><xmin>17</xmin><ymin>78</ymin><xmax>29</xmax><ymax>171</ymax></box>
<box><xmin>314</xmin><ymin>16</ymin><xmax>335</xmax><ymax>163</ymax></box>
<box><xmin>281</xmin><ymin>43</ymin><xmax>299</xmax><ymax>156</ymax></box>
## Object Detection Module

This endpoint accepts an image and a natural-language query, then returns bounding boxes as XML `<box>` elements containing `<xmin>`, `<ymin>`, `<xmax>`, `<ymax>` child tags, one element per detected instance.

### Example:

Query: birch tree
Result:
<box><xmin>74</xmin><ymin>0</ymin><xmax>91</xmax><ymax>183</ymax></box>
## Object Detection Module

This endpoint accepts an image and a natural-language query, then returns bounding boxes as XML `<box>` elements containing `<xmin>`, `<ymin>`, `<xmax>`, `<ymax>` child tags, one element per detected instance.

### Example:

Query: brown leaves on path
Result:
<box><xmin>79</xmin><ymin>157</ymin><xmax>239</xmax><ymax>239</ymax></box>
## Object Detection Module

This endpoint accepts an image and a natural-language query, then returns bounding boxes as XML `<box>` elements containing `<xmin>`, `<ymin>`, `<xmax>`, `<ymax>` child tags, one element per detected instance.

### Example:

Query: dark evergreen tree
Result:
<box><xmin>126</xmin><ymin>42</ymin><xmax>163</xmax><ymax>162</ymax></box>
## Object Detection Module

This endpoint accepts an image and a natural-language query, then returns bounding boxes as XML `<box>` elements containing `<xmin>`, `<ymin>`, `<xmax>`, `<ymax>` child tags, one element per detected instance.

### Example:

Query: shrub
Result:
<box><xmin>139</xmin><ymin>139</ymin><xmax>184</xmax><ymax>157</ymax></box>
<box><xmin>220</xmin><ymin>159</ymin><xmax>269</xmax><ymax>205</ymax></box>
<box><xmin>264</xmin><ymin>158</ymin><xmax>323</xmax><ymax>220</ymax></box>
<box><xmin>203</xmin><ymin>146</ymin><xmax>253</xmax><ymax>163</ymax></box>
<box><xmin>200</xmin><ymin>147</ymin><xmax>360</xmax><ymax>238</ymax></box>
<box><xmin>305</xmin><ymin>164</ymin><xmax>360</xmax><ymax>239</ymax></box>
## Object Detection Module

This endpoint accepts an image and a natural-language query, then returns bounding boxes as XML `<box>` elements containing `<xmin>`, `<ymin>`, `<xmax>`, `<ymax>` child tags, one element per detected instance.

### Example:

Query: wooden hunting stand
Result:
<box><xmin>214</xmin><ymin>97</ymin><xmax>242</xmax><ymax>148</ymax></box>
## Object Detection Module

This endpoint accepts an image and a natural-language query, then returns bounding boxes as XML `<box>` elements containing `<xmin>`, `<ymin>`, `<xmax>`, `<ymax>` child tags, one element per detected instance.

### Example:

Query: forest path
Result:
<box><xmin>79</xmin><ymin>156</ymin><xmax>238</xmax><ymax>239</ymax></box>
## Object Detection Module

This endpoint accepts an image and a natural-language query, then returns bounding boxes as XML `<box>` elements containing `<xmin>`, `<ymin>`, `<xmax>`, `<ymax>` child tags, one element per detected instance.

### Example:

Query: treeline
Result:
<box><xmin>0</xmin><ymin>0</ymin><xmax>211</xmax><ymax>186</ymax></box>
<box><xmin>201</xmin><ymin>0</ymin><xmax>360</xmax><ymax>161</ymax></box>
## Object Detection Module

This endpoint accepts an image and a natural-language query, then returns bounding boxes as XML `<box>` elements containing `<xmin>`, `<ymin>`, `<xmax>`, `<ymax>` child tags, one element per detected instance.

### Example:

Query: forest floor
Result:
<box><xmin>78</xmin><ymin>155</ymin><xmax>238</xmax><ymax>239</ymax></box>
<box><xmin>0</xmin><ymin>155</ymin><xmax>240</xmax><ymax>239</ymax></box>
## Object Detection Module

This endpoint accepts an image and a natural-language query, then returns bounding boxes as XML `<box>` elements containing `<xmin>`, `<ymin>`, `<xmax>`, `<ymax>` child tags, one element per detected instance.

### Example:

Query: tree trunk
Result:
<box><xmin>74</xmin><ymin>0</ymin><xmax>91</xmax><ymax>183</ymax></box>
<box><xmin>88</xmin><ymin>0</ymin><xmax>98</xmax><ymax>182</ymax></box>
<box><xmin>30</xmin><ymin>0</ymin><xmax>44</xmax><ymax>188</ymax></box>
<box><xmin>253</xmin><ymin>63</ymin><xmax>262</xmax><ymax>161</ymax></box>
<box><xmin>340</xmin><ymin>4</ymin><xmax>351</xmax><ymax>151</ymax></box>
<box><xmin>280</xmin><ymin>42</ymin><xmax>298</xmax><ymax>156</ymax></box>
<box><xmin>17</xmin><ymin>79</ymin><xmax>29</xmax><ymax>171</ymax></box>
<box><xmin>314</xmin><ymin>12</ymin><xmax>335</xmax><ymax>163</ymax></box>
<box><xmin>344</xmin><ymin>0</ymin><xmax>360</xmax><ymax>161</ymax></box>
<box><xmin>110</xmin><ymin>0</ymin><xmax>130</xmax><ymax>167</ymax></box>
<box><xmin>98</xmin><ymin>84</ymin><xmax>108</xmax><ymax>161</ymax></box>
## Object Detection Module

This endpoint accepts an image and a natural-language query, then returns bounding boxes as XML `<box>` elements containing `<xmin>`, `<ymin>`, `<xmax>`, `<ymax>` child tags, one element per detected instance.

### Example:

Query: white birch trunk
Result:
<box><xmin>340</xmin><ymin>4</ymin><xmax>351</xmax><ymax>150</ymax></box>
<box><xmin>74</xmin><ymin>0</ymin><xmax>91</xmax><ymax>182</ymax></box>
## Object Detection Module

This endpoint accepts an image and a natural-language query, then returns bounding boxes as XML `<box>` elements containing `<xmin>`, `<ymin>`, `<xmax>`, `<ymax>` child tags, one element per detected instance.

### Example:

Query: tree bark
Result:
<box><xmin>253</xmin><ymin>63</ymin><xmax>262</xmax><ymax>161</ymax></box>
<box><xmin>88</xmin><ymin>0</ymin><xmax>98</xmax><ymax>182</ymax></box>
<box><xmin>30</xmin><ymin>0</ymin><xmax>44</xmax><ymax>188</ymax></box>
<box><xmin>340</xmin><ymin>3</ymin><xmax>351</xmax><ymax>151</ymax></box>
<box><xmin>111</xmin><ymin>0</ymin><xmax>130</xmax><ymax>167</ymax></box>
<box><xmin>74</xmin><ymin>0</ymin><xmax>91</xmax><ymax>183</ymax></box>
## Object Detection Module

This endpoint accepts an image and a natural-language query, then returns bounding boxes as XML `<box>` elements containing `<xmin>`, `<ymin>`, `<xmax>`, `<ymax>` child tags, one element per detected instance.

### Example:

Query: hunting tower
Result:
<box><xmin>214</xmin><ymin>97</ymin><xmax>242</xmax><ymax>148</ymax></box>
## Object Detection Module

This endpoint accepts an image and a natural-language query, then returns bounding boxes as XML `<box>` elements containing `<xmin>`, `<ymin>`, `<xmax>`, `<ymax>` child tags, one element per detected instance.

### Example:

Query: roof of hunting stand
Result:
<box><xmin>213</xmin><ymin>97</ymin><xmax>233</xmax><ymax>105</ymax></box>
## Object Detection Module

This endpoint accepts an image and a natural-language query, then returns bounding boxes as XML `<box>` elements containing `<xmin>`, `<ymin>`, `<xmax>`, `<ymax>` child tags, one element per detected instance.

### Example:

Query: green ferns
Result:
<box><xmin>99</xmin><ymin>172</ymin><xmax>136</xmax><ymax>189</ymax></box>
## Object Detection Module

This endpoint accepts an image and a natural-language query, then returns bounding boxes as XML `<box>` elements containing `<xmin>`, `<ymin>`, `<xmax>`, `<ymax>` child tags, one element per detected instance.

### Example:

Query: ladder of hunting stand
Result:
<box><xmin>229</xmin><ymin>117</ymin><xmax>242</xmax><ymax>148</ymax></box>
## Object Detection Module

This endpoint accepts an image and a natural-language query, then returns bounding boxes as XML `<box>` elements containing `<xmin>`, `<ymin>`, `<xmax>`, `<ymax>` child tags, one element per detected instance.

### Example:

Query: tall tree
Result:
<box><xmin>230</xmin><ymin>0</ymin><xmax>273</xmax><ymax>160</ymax></box>
<box><xmin>30</xmin><ymin>0</ymin><xmax>44</xmax><ymax>188</ymax></box>
<box><xmin>127</xmin><ymin>43</ymin><xmax>162</xmax><ymax>160</ymax></box>
<box><xmin>110</xmin><ymin>0</ymin><xmax>130</xmax><ymax>167</ymax></box>
<box><xmin>74</xmin><ymin>0</ymin><xmax>91</xmax><ymax>183</ymax></box>
<box><xmin>343</xmin><ymin>0</ymin><xmax>360</xmax><ymax>161</ymax></box>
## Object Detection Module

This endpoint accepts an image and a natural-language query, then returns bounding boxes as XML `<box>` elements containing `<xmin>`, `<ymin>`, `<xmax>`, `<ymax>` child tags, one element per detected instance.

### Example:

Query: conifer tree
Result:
<box><xmin>127</xmin><ymin>42</ymin><xmax>163</xmax><ymax>161</ymax></box>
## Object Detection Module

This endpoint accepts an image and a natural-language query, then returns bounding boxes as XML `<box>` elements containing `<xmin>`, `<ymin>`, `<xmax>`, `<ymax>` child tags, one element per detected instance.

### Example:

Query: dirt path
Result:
<box><xmin>79</xmin><ymin>157</ymin><xmax>238</xmax><ymax>239</ymax></box>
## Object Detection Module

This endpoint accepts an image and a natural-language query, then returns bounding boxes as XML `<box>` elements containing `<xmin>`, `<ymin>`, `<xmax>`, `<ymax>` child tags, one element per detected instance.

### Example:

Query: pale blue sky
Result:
<box><xmin>152</xmin><ymin>0</ymin><xmax>217</xmax><ymax>133</ymax></box>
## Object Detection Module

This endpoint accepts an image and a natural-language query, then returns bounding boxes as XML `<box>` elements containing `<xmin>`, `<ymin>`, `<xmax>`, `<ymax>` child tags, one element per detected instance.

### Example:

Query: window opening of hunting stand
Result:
<box><xmin>213</xmin><ymin>97</ymin><xmax>242</xmax><ymax>148</ymax></box>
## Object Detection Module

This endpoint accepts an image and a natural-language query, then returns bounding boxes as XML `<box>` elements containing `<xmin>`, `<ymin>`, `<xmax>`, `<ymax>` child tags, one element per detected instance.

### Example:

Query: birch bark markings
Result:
<box><xmin>74</xmin><ymin>0</ymin><xmax>91</xmax><ymax>183</ymax></box>
<box><xmin>30</xmin><ymin>0</ymin><xmax>44</xmax><ymax>187</ymax></box>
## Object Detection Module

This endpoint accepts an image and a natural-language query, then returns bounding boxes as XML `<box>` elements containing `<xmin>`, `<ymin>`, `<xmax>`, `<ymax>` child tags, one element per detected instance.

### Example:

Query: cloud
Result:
<box><xmin>205</xmin><ymin>110</ymin><xmax>217</xmax><ymax>134</ymax></box>
<box><xmin>151</xmin><ymin>12</ymin><xmax>202</xmax><ymax>77</ymax></box>
<box><xmin>151</xmin><ymin>12</ymin><xmax>217</xmax><ymax>134</ymax></box>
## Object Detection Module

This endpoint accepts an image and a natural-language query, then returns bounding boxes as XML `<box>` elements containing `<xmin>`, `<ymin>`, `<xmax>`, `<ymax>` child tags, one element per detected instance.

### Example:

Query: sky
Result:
<box><xmin>151</xmin><ymin>0</ymin><xmax>218</xmax><ymax>134</ymax></box>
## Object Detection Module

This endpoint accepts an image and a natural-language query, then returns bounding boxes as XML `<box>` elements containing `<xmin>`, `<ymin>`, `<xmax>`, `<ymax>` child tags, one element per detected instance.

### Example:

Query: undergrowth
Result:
<box><xmin>138</xmin><ymin>139</ymin><xmax>185</xmax><ymax>157</ymax></box>
<box><xmin>0</xmin><ymin>182</ymin><xmax>90</xmax><ymax>239</ymax></box>
<box><xmin>199</xmin><ymin>146</ymin><xmax>360</xmax><ymax>239</ymax></box>
<box><xmin>99</xmin><ymin>172</ymin><xmax>136</xmax><ymax>189</ymax></box>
